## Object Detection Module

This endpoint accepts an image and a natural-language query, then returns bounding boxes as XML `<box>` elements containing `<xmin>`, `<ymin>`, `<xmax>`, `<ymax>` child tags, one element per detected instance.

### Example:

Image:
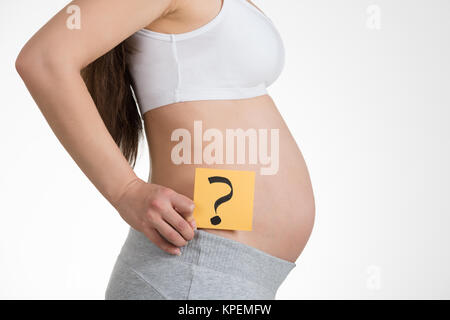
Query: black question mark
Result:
<box><xmin>208</xmin><ymin>176</ymin><xmax>233</xmax><ymax>225</ymax></box>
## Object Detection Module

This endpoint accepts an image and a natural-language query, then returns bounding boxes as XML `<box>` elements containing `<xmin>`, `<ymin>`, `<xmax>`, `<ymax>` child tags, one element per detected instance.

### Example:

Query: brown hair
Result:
<box><xmin>80</xmin><ymin>42</ymin><xmax>142</xmax><ymax>168</ymax></box>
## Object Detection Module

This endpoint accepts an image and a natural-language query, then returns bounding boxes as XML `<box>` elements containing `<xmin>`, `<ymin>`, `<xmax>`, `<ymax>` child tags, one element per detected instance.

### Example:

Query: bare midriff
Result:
<box><xmin>143</xmin><ymin>94</ymin><xmax>315</xmax><ymax>263</ymax></box>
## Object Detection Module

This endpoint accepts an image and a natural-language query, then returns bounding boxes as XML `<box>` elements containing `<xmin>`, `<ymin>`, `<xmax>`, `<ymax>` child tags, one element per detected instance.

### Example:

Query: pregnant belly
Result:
<box><xmin>143</xmin><ymin>95</ymin><xmax>315</xmax><ymax>263</ymax></box>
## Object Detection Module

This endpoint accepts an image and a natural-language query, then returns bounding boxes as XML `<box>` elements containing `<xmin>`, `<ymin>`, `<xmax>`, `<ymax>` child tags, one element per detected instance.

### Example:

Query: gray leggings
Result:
<box><xmin>105</xmin><ymin>227</ymin><xmax>296</xmax><ymax>300</ymax></box>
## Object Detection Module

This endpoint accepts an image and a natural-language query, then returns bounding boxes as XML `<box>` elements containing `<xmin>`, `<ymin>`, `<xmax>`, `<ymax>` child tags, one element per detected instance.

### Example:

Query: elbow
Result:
<box><xmin>15</xmin><ymin>47</ymin><xmax>33</xmax><ymax>79</ymax></box>
<box><xmin>15</xmin><ymin>45</ymin><xmax>77</xmax><ymax>83</ymax></box>
<box><xmin>15</xmin><ymin>45</ymin><xmax>46</xmax><ymax>82</ymax></box>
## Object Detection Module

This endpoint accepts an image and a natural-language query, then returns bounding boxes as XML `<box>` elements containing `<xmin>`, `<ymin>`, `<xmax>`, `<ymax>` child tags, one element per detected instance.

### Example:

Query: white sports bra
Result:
<box><xmin>125</xmin><ymin>0</ymin><xmax>285</xmax><ymax>116</ymax></box>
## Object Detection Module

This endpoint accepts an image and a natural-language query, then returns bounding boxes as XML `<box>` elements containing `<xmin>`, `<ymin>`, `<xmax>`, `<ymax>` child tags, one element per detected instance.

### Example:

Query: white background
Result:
<box><xmin>1</xmin><ymin>0</ymin><xmax>449</xmax><ymax>299</ymax></box>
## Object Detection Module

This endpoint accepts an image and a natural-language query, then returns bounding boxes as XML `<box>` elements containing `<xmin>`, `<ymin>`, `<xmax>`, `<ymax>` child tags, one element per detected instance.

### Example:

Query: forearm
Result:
<box><xmin>17</xmin><ymin>59</ymin><xmax>139</xmax><ymax>207</ymax></box>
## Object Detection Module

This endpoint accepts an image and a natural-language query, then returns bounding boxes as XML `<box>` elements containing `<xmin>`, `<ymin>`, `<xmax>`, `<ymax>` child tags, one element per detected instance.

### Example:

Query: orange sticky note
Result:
<box><xmin>192</xmin><ymin>167</ymin><xmax>255</xmax><ymax>231</ymax></box>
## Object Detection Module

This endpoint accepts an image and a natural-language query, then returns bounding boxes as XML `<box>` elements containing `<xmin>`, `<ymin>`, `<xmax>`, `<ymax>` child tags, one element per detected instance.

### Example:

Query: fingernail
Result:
<box><xmin>190</xmin><ymin>203</ymin><xmax>195</xmax><ymax>211</ymax></box>
<box><xmin>190</xmin><ymin>219</ymin><xmax>197</xmax><ymax>230</ymax></box>
<box><xmin>175</xmin><ymin>249</ymin><xmax>181</xmax><ymax>256</ymax></box>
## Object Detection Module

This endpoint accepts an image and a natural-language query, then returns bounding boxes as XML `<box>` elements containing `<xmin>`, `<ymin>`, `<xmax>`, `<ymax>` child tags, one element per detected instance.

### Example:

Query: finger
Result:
<box><xmin>170</xmin><ymin>192</ymin><xmax>195</xmax><ymax>221</ymax></box>
<box><xmin>163</xmin><ymin>208</ymin><xmax>195</xmax><ymax>241</ymax></box>
<box><xmin>153</xmin><ymin>218</ymin><xmax>188</xmax><ymax>247</ymax></box>
<box><xmin>143</xmin><ymin>227</ymin><xmax>181</xmax><ymax>256</ymax></box>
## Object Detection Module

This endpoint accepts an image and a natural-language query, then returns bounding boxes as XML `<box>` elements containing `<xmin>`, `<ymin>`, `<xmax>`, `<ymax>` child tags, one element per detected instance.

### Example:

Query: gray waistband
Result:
<box><xmin>121</xmin><ymin>227</ymin><xmax>296</xmax><ymax>293</ymax></box>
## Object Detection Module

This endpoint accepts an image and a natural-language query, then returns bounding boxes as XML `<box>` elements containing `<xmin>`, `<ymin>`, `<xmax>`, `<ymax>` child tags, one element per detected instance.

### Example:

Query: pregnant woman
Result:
<box><xmin>16</xmin><ymin>0</ymin><xmax>315</xmax><ymax>299</ymax></box>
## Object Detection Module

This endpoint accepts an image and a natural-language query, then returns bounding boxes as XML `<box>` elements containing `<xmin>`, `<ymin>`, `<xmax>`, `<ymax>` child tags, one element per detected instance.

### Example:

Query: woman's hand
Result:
<box><xmin>112</xmin><ymin>178</ymin><xmax>196</xmax><ymax>255</ymax></box>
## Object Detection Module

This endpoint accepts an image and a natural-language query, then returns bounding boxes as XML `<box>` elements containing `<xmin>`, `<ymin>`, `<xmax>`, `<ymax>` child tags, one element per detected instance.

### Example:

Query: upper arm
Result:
<box><xmin>16</xmin><ymin>0</ymin><xmax>177</xmax><ymax>73</ymax></box>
